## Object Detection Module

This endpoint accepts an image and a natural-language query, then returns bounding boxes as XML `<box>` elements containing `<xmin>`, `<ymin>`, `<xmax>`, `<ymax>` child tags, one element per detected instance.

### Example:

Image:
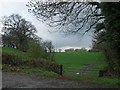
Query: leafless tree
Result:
<box><xmin>43</xmin><ymin>40</ymin><xmax>54</xmax><ymax>53</ymax></box>
<box><xmin>42</xmin><ymin>40</ymin><xmax>55</xmax><ymax>60</ymax></box>
<box><xmin>27</xmin><ymin>0</ymin><xmax>104</xmax><ymax>35</ymax></box>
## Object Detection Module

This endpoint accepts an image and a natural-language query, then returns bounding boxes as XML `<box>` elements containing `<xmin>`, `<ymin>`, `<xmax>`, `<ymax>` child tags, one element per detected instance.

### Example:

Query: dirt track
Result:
<box><xmin>2</xmin><ymin>72</ymin><xmax>119</xmax><ymax>88</ymax></box>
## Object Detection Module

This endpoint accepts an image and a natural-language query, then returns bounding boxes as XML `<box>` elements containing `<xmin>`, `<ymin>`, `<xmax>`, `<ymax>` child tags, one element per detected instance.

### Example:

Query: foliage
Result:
<box><xmin>2</xmin><ymin>14</ymin><xmax>37</xmax><ymax>51</ymax></box>
<box><xmin>91</xmin><ymin>31</ymin><xmax>106</xmax><ymax>52</ymax></box>
<box><xmin>2</xmin><ymin>64</ymin><xmax>57</xmax><ymax>78</ymax></box>
<box><xmin>65</xmin><ymin>48</ymin><xmax>87</xmax><ymax>52</ymax></box>
<box><xmin>76</xmin><ymin>48</ymin><xmax>87</xmax><ymax>52</ymax></box>
<box><xmin>2</xmin><ymin>52</ymin><xmax>23</xmax><ymax>66</ymax></box>
<box><xmin>2</xmin><ymin>47</ymin><xmax>59</xmax><ymax>74</ymax></box>
<box><xmin>42</xmin><ymin>40</ymin><xmax>55</xmax><ymax>61</ymax></box>
<box><xmin>58</xmin><ymin>49</ymin><xmax>62</xmax><ymax>52</ymax></box>
<box><xmin>2</xmin><ymin>14</ymin><xmax>55</xmax><ymax>61</ymax></box>
<box><xmin>27</xmin><ymin>39</ymin><xmax>55</xmax><ymax>61</ymax></box>
<box><xmin>43</xmin><ymin>40</ymin><xmax>54</xmax><ymax>53</ymax></box>
<box><xmin>27</xmin><ymin>39</ymin><xmax>46</xmax><ymax>59</ymax></box>
<box><xmin>24</xmin><ymin>58</ymin><xmax>59</xmax><ymax>73</ymax></box>
<box><xmin>65</xmin><ymin>48</ymin><xmax>74</xmax><ymax>52</ymax></box>
<box><xmin>93</xmin><ymin>2</ymin><xmax>120</xmax><ymax>76</ymax></box>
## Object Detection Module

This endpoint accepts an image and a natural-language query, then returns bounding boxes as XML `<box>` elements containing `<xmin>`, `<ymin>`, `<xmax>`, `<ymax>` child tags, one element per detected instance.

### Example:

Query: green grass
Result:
<box><xmin>92</xmin><ymin>77</ymin><xmax>119</xmax><ymax>85</ymax></box>
<box><xmin>2</xmin><ymin>47</ymin><xmax>30</xmax><ymax>59</ymax></box>
<box><xmin>55</xmin><ymin>52</ymin><xmax>107</xmax><ymax>72</ymax></box>
<box><xmin>55</xmin><ymin>51</ymin><xmax>119</xmax><ymax>85</ymax></box>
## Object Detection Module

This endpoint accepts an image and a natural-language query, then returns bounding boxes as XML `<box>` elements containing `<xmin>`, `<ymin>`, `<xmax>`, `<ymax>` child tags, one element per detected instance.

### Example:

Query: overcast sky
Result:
<box><xmin>0</xmin><ymin>0</ymin><xmax>96</xmax><ymax>51</ymax></box>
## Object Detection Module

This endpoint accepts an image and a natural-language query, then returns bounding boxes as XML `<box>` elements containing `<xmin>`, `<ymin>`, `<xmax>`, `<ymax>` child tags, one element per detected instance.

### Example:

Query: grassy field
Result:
<box><xmin>55</xmin><ymin>52</ymin><xmax>119</xmax><ymax>85</ymax></box>
<box><xmin>55</xmin><ymin>52</ymin><xmax>107</xmax><ymax>74</ymax></box>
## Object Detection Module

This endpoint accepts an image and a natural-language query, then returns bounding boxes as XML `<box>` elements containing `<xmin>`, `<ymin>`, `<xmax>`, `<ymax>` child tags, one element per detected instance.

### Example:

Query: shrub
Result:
<box><xmin>2</xmin><ymin>52</ymin><xmax>61</xmax><ymax>74</ymax></box>
<box><xmin>27</xmin><ymin>39</ymin><xmax>46</xmax><ymax>59</ymax></box>
<box><xmin>2</xmin><ymin>52</ymin><xmax>23</xmax><ymax>66</ymax></box>
<box><xmin>24</xmin><ymin>58</ymin><xmax>60</xmax><ymax>74</ymax></box>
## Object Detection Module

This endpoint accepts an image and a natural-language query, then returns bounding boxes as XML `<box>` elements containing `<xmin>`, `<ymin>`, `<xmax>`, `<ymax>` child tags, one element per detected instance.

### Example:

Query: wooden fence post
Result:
<box><xmin>59</xmin><ymin>64</ymin><xmax>63</xmax><ymax>76</ymax></box>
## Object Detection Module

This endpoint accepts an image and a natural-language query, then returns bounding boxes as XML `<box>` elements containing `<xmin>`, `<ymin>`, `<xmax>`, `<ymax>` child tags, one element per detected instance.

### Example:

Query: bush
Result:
<box><xmin>27</xmin><ymin>39</ymin><xmax>46</xmax><ymax>59</ymax></box>
<box><xmin>2</xmin><ymin>52</ymin><xmax>23</xmax><ymax>66</ymax></box>
<box><xmin>2</xmin><ymin>52</ymin><xmax>60</xmax><ymax>74</ymax></box>
<box><xmin>24</xmin><ymin>58</ymin><xmax>60</xmax><ymax>74</ymax></box>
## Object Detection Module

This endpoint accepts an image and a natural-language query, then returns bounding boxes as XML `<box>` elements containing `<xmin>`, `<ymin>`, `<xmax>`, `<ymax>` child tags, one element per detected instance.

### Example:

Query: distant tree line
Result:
<box><xmin>2</xmin><ymin>14</ymin><xmax>55</xmax><ymax>61</ymax></box>
<box><xmin>64</xmin><ymin>48</ymin><xmax>87</xmax><ymax>52</ymax></box>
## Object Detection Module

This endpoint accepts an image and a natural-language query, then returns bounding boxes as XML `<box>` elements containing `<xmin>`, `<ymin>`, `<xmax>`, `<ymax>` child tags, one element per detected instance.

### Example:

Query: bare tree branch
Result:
<box><xmin>27</xmin><ymin>1</ymin><xmax>101</xmax><ymax>34</ymax></box>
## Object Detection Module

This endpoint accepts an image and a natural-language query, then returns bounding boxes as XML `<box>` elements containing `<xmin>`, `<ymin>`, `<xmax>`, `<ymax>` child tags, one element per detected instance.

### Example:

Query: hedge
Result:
<box><xmin>2</xmin><ymin>52</ymin><xmax>60</xmax><ymax>74</ymax></box>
